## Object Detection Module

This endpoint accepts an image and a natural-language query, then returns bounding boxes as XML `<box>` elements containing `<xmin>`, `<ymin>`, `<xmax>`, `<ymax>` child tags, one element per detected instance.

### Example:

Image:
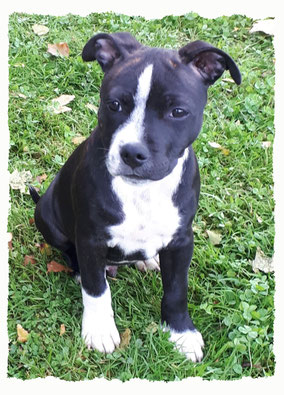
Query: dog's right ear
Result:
<box><xmin>179</xmin><ymin>40</ymin><xmax>241</xmax><ymax>86</ymax></box>
<box><xmin>82</xmin><ymin>32</ymin><xmax>142</xmax><ymax>72</ymax></box>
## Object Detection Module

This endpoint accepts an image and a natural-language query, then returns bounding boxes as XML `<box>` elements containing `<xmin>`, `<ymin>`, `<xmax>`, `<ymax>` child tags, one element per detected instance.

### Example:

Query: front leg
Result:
<box><xmin>159</xmin><ymin>233</ymin><xmax>204</xmax><ymax>362</ymax></box>
<box><xmin>76</xmin><ymin>238</ymin><xmax>120</xmax><ymax>353</ymax></box>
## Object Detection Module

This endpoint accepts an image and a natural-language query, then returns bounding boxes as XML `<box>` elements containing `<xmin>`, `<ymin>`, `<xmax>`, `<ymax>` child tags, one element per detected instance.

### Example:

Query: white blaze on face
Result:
<box><xmin>106</xmin><ymin>64</ymin><xmax>153</xmax><ymax>176</ymax></box>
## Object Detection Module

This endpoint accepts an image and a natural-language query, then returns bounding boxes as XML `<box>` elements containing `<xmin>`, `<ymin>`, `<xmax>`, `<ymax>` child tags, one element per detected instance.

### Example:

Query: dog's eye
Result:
<box><xmin>170</xmin><ymin>108</ymin><xmax>188</xmax><ymax>118</ymax></box>
<box><xmin>108</xmin><ymin>100</ymin><xmax>122</xmax><ymax>112</ymax></box>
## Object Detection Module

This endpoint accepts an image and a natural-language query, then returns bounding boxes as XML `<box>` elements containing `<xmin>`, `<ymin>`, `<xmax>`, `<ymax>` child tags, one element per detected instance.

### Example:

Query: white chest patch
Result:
<box><xmin>107</xmin><ymin>149</ymin><xmax>188</xmax><ymax>259</ymax></box>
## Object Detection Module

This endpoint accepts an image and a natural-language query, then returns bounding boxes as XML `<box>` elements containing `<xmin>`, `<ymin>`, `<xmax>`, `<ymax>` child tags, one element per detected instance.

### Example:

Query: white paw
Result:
<box><xmin>167</xmin><ymin>328</ymin><xmax>204</xmax><ymax>362</ymax></box>
<box><xmin>135</xmin><ymin>256</ymin><xmax>160</xmax><ymax>272</ymax></box>
<box><xmin>81</xmin><ymin>285</ymin><xmax>121</xmax><ymax>353</ymax></box>
<box><xmin>82</xmin><ymin>313</ymin><xmax>120</xmax><ymax>353</ymax></box>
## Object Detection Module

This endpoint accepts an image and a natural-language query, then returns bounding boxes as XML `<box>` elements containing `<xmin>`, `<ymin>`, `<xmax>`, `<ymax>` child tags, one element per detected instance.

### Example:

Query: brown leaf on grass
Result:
<box><xmin>119</xmin><ymin>328</ymin><xmax>131</xmax><ymax>350</ymax></box>
<box><xmin>72</xmin><ymin>135</ymin><xmax>86</xmax><ymax>145</ymax></box>
<box><xmin>59</xmin><ymin>324</ymin><xmax>66</xmax><ymax>336</ymax></box>
<box><xmin>32</xmin><ymin>24</ymin><xmax>49</xmax><ymax>36</ymax></box>
<box><xmin>24</xmin><ymin>255</ymin><xmax>36</xmax><ymax>266</ymax></box>
<box><xmin>47</xmin><ymin>42</ymin><xmax>70</xmax><ymax>57</ymax></box>
<box><xmin>29</xmin><ymin>218</ymin><xmax>35</xmax><ymax>225</ymax></box>
<box><xmin>7</xmin><ymin>232</ymin><xmax>13</xmax><ymax>250</ymax></box>
<box><xmin>17</xmin><ymin>324</ymin><xmax>29</xmax><ymax>343</ymax></box>
<box><xmin>206</xmin><ymin>229</ymin><xmax>222</xmax><ymax>245</ymax></box>
<box><xmin>47</xmin><ymin>260</ymin><xmax>73</xmax><ymax>273</ymax></box>
<box><xmin>36</xmin><ymin>174</ymin><xmax>47</xmax><ymax>184</ymax></box>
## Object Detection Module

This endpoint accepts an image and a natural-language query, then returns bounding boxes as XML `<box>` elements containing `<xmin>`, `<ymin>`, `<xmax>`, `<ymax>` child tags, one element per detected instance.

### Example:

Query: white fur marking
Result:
<box><xmin>167</xmin><ymin>328</ymin><xmax>204</xmax><ymax>362</ymax></box>
<box><xmin>106</xmin><ymin>64</ymin><xmax>153</xmax><ymax>176</ymax></box>
<box><xmin>81</xmin><ymin>284</ymin><xmax>120</xmax><ymax>353</ymax></box>
<box><xmin>107</xmin><ymin>149</ymin><xmax>188</xmax><ymax>258</ymax></box>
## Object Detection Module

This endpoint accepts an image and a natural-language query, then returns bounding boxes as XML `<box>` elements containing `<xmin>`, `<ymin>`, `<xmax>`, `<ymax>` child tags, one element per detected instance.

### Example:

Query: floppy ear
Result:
<box><xmin>179</xmin><ymin>40</ymin><xmax>241</xmax><ymax>85</ymax></box>
<box><xmin>82</xmin><ymin>32</ymin><xmax>142</xmax><ymax>72</ymax></box>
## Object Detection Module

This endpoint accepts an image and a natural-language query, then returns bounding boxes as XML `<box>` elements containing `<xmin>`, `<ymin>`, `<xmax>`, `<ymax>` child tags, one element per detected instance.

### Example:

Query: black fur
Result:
<box><xmin>30</xmin><ymin>32</ymin><xmax>241</xmax><ymax>359</ymax></box>
<box><xmin>29</xmin><ymin>185</ymin><xmax>40</xmax><ymax>204</ymax></box>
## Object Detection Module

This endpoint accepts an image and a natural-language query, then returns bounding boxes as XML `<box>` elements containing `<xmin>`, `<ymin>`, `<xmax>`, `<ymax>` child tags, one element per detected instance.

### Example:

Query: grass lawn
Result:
<box><xmin>7</xmin><ymin>11</ymin><xmax>275</xmax><ymax>381</ymax></box>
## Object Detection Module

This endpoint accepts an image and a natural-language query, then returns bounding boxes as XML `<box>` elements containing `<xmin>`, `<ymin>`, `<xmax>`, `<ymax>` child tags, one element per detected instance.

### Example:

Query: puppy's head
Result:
<box><xmin>82</xmin><ymin>33</ymin><xmax>241</xmax><ymax>182</ymax></box>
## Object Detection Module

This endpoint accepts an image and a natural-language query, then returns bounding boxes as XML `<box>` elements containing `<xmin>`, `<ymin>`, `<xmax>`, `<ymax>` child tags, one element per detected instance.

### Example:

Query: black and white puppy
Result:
<box><xmin>30</xmin><ymin>32</ymin><xmax>241</xmax><ymax>362</ymax></box>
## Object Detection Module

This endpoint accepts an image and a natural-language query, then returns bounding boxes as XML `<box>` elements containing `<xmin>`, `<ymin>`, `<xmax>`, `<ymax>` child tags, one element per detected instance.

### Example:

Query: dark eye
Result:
<box><xmin>108</xmin><ymin>100</ymin><xmax>122</xmax><ymax>112</ymax></box>
<box><xmin>170</xmin><ymin>108</ymin><xmax>188</xmax><ymax>118</ymax></box>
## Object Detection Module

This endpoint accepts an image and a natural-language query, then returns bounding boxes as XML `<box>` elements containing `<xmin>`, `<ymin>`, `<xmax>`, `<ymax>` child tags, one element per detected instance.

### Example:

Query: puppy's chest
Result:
<box><xmin>107</xmin><ymin>178</ymin><xmax>181</xmax><ymax>259</ymax></box>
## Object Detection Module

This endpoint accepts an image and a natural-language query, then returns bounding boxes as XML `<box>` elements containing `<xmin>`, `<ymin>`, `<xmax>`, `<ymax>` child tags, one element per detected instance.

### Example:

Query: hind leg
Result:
<box><xmin>61</xmin><ymin>244</ymin><xmax>79</xmax><ymax>273</ymax></box>
<box><xmin>59</xmin><ymin>243</ymin><xmax>82</xmax><ymax>284</ymax></box>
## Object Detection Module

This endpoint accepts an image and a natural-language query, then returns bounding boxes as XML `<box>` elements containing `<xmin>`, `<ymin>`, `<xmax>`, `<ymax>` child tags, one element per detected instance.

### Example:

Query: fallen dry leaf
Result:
<box><xmin>206</xmin><ymin>229</ymin><xmax>222</xmax><ymax>245</ymax></box>
<box><xmin>50</xmin><ymin>104</ymin><xmax>71</xmax><ymax>114</ymax></box>
<box><xmin>53</xmin><ymin>94</ymin><xmax>75</xmax><ymax>106</ymax></box>
<box><xmin>32</xmin><ymin>24</ymin><xmax>49</xmax><ymax>36</ymax></box>
<box><xmin>29</xmin><ymin>218</ymin><xmax>35</xmax><ymax>225</ymax></box>
<box><xmin>23</xmin><ymin>255</ymin><xmax>36</xmax><ymax>266</ymax></box>
<box><xmin>59</xmin><ymin>324</ymin><xmax>66</xmax><ymax>336</ymax></box>
<box><xmin>9</xmin><ymin>169</ymin><xmax>33</xmax><ymax>194</ymax></box>
<box><xmin>17</xmin><ymin>324</ymin><xmax>29</xmax><ymax>343</ymax></box>
<box><xmin>72</xmin><ymin>135</ymin><xmax>86</xmax><ymax>145</ymax></box>
<box><xmin>7</xmin><ymin>232</ymin><xmax>13</xmax><ymax>250</ymax></box>
<box><xmin>36</xmin><ymin>173</ymin><xmax>47</xmax><ymax>184</ymax></box>
<box><xmin>50</xmin><ymin>94</ymin><xmax>75</xmax><ymax>114</ymax></box>
<box><xmin>47</xmin><ymin>260</ymin><xmax>73</xmax><ymax>273</ymax></box>
<box><xmin>252</xmin><ymin>247</ymin><xmax>274</xmax><ymax>273</ymax></box>
<box><xmin>208</xmin><ymin>141</ymin><xmax>221</xmax><ymax>149</ymax></box>
<box><xmin>222</xmin><ymin>78</ymin><xmax>235</xmax><ymax>83</ymax></box>
<box><xmin>47</xmin><ymin>42</ymin><xmax>70</xmax><ymax>57</ymax></box>
<box><xmin>119</xmin><ymin>328</ymin><xmax>131</xmax><ymax>350</ymax></box>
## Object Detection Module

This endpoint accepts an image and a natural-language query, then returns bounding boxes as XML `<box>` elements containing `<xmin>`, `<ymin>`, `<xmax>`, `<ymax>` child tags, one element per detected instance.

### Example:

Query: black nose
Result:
<box><xmin>120</xmin><ymin>143</ymin><xmax>149</xmax><ymax>169</ymax></box>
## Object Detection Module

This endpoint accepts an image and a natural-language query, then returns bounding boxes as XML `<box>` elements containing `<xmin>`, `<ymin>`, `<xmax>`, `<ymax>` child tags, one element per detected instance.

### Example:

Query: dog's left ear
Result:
<box><xmin>82</xmin><ymin>32</ymin><xmax>142</xmax><ymax>72</ymax></box>
<box><xmin>179</xmin><ymin>40</ymin><xmax>241</xmax><ymax>85</ymax></box>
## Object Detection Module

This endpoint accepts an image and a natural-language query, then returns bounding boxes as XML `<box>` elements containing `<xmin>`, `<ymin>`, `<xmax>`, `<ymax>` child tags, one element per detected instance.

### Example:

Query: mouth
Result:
<box><xmin>124</xmin><ymin>174</ymin><xmax>143</xmax><ymax>180</ymax></box>
<box><xmin>106</xmin><ymin>157</ymin><xmax>173</xmax><ymax>183</ymax></box>
<box><xmin>109</xmin><ymin>162</ymin><xmax>175</xmax><ymax>183</ymax></box>
<box><xmin>121</xmin><ymin>174</ymin><xmax>151</xmax><ymax>184</ymax></box>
